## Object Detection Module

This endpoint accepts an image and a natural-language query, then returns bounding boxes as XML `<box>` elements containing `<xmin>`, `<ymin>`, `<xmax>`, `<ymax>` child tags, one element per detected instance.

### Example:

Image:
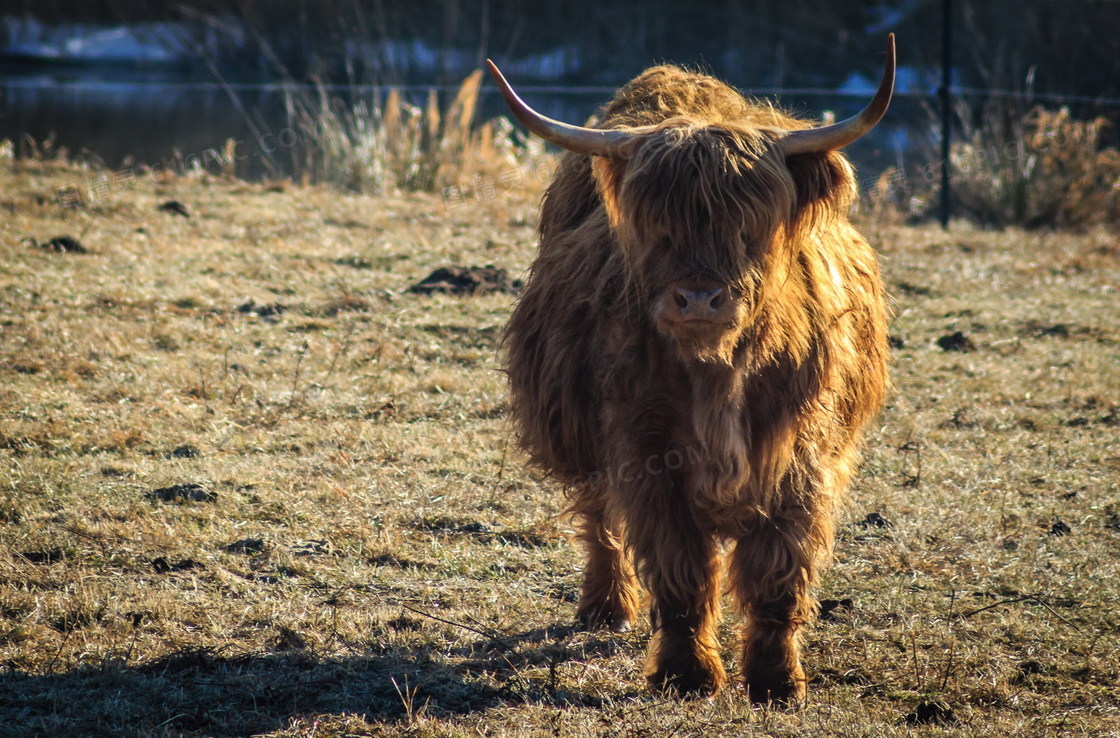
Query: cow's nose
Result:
<box><xmin>672</xmin><ymin>286</ymin><xmax>728</xmax><ymax>320</ymax></box>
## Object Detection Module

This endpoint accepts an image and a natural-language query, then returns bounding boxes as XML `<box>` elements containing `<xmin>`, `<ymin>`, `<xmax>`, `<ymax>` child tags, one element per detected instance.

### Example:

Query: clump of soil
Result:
<box><xmin>224</xmin><ymin>537</ymin><xmax>268</xmax><ymax>555</ymax></box>
<box><xmin>409</xmin><ymin>266</ymin><xmax>521</xmax><ymax>295</ymax></box>
<box><xmin>236</xmin><ymin>300</ymin><xmax>287</xmax><ymax>318</ymax></box>
<box><xmin>151</xmin><ymin>556</ymin><xmax>201</xmax><ymax>573</ymax></box>
<box><xmin>34</xmin><ymin>236</ymin><xmax>87</xmax><ymax>253</ymax></box>
<box><xmin>818</xmin><ymin>598</ymin><xmax>854</xmax><ymax>621</ymax></box>
<box><xmin>158</xmin><ymin>200</ymin><xmax>190</xmax><ymax>217</ymax></box>
<box><xmin>1049</xmin><ymin>519</ymin><xmax>1072</xmax><ymax>536</ymax></box>
<box><xmin>858</xmin><ymin>512</ymin><xmax>893</xmax><ymax>529</ymax></box>
<box><xmin>148</xmin><ymin>483</ymin><xmax>217</xmax><ymax>503</ymax></box>
<box><xmin>905</xmin><ymin>700</ymin><xmax>956</xmax><ymax>726</ymax></box>
<box><xmin>937</xmin><ymin>331</ymin><xmax>976</xmax><ymax>352</ymax></box>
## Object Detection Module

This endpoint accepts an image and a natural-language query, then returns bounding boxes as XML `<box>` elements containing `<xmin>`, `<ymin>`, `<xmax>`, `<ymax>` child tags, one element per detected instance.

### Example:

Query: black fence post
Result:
<box><xmin>939</xmin><ymin>0</ymin><xmax>953</xmax><ymax>229</ymax></box>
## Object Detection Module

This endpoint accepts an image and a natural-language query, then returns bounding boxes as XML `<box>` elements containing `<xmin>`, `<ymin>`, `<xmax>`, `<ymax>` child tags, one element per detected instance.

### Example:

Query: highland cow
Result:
<box><xmin>488</xmin><ymin>36</ymin><xmax>894</xmax><ymax>704</ymax></box>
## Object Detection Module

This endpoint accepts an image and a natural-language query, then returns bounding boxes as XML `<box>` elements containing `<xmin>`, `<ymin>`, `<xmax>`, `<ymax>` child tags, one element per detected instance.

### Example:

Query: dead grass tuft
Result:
<box><xmin>286</xmin><ymin>70</ymin><xmax>553</xmax><ymax>195</ymax></box>
<box><xmin>885</xmin><ymin>104</ymin><xmax>1120</xmax><ymax>228</ymax></box>
<box><xmin>950</xmin><ymin>106</ymin><xmax>1120</xmax><ymax>228</ymax></box>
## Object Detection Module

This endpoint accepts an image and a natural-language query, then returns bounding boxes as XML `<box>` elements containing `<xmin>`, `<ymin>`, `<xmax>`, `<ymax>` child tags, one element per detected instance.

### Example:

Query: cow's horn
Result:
<box><xmin>777</xmin><ymin>34</ymin><xmax>896</xmax><ymax>157</ymax></box>
<box><xmin>486</xmin><ymin>59</ymin><xmax>637</xmax><ymax>158</ymax></box>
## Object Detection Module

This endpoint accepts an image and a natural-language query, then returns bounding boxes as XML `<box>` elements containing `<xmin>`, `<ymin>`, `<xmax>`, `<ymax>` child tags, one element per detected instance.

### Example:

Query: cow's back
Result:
<box><xmin>598</xmin><ymin>65</ymin><xmax>818</xmax><ymax>133</ymax></box>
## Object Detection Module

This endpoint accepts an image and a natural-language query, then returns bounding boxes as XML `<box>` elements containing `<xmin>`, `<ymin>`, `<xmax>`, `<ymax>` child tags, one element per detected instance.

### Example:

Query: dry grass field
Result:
<box><xmin>0</xmin><ymin>154</ymin><xmax>1118</xmax><ymax>736</ymax></box>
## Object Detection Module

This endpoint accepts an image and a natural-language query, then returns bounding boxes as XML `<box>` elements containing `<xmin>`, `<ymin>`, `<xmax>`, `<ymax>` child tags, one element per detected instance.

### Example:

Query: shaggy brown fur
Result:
<box><xmin>503</xmin><ymin>65</ymin><xmax>889</xmax><ymax>704</ymax></box>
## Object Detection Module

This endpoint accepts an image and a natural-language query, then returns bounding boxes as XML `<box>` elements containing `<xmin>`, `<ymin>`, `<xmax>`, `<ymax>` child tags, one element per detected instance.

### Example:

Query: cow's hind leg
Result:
<box><xmin>572</xmin><ymin>494</ymin><xmax>638</xmax><ymax>632</ymax></box>
<box><xmin>630</xmin><ymin>508</ymin><xmax>725</xmax><ymax>695</ymax></box>
<box><xmin>729</xmin><ymin>501</ymin><xmax>832</xmax><ymax>706</ymax></box>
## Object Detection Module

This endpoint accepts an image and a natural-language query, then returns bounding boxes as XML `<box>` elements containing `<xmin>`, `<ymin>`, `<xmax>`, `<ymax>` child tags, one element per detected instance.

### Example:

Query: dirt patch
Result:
<box><xmin>224</xmin><ymin>537</ymin><xmax>269</xmax><ymax>555</ymax></box>
<box><xmin>30</xmin><ymin>235</ymin><xmax>87</xmax><ymax>253</ymax></box>
<box><xmin>151</xmin><ymin>556</ymin><xmax>202</xmax><ymax>573</ymax></box>
<box><xmin>1021</xmin><ymin>319</ymin><xmax>1116</xmax><ymax>344</ymax></box>
<box><xmin>408</xmin><ymin>266</ymin><xmax>521</xmax><ymax>295</ymax></box>
<box><xmin>236</xmin><ymin>300</ymin><xmax>288</xmax><ymax>318</ymax></box>
<box><xmin>1049</xmin><ymin>520</ymin><xmax>1072</xmax><ymax>536</ymax></box>
<box><xmin>333</xmin><ymin>256</ymin><xmax>372</xmax><ymax>269</ymax></box>
<box><xmin>19</xmin><ymin>549</ymin><xmax>67</xmax><ymax>565</ymax></box>
<box><xmin>936</xmin><ymin>331</ymin><xmax>976</xmax><ymax>352</ymax></box>
<box><xmin>413</xmin><ymin>516</ymin><xmax>562</xmax><ymax>548</ymax></box>
<box><xmin>148</xmin><ymin>483</ymin><xmax>217</xmax><ymax>504</ymax></box>
<box><xmin>817</xmin><ymin>598</ymin><xmax>854</xmax><ymax>621</ymax></box>
<box><xmin>165</xmin><ymin>444</ymin><xmax>200</xmax><ymax>459</ymax></box>
<box><xmin>857</xmin><ymin>512</ymin><xmax>892</xmax><ymax>529</ymax></box>
<box><xmin>157</xmin><ymin>200</ymin><xmax>190</xmax><ymax>217</ymax></box>
<box><xmin>905</xmin><ymin>700</ymin><xmax>957</xmax><ymax>726</ymax></box>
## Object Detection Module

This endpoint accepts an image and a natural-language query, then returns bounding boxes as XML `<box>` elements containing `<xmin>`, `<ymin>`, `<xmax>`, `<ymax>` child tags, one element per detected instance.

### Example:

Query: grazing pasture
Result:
<box><xmin>0</xmin><ymin>157</ymin><xmax>1117</xmax><ymax>736</ymax></box>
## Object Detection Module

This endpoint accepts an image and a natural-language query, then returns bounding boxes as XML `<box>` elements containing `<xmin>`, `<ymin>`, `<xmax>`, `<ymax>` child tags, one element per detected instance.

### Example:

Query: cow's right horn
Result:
<box><xmin>486</xmin><ymin>60</ymin><xmax>638</xmax><ymax>158</ymax></box>
<box><xmin>776</xmin><ymin>34</ymin><xmax>896</xmax><ymax>157</ymax></box>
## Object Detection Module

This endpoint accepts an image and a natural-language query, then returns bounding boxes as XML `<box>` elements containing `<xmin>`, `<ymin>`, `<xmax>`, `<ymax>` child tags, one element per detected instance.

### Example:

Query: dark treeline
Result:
<box><xmin>5</xmin><ymin>0</ymin><xmax>1119</xmax><ymax>102</ymax></box>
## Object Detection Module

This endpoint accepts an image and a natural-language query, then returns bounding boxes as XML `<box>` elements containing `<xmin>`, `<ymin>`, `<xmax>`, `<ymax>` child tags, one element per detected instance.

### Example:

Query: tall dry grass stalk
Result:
<box><xmin>947</xmin><ymin>105</ymin><xmax>1120</xmax><ymax>228</ymax></box>
<box><xmin>869</xmin><ymin>103</ymin><xmax>1120</xmax><ymax>229</ymax></box>
<box><xmin>286</xmin><ymin>70</ymin><xmax>551</xmax><ymax>195</ymax></box>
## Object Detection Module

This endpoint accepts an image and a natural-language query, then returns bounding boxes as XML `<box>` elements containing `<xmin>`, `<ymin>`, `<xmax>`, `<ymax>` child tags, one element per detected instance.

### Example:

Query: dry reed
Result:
<box><xmin>285</xmin><ymin>70</ymin><xmax>551</xmax><ymax>195</ymax></box>
<box><xmin>882</xmin><ymin>104</ymin><xmax>1120</xmax><ymax>228</ymax></box>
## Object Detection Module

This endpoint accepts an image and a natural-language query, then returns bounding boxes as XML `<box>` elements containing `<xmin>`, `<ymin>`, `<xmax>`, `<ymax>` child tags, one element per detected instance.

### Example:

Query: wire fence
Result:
<box><xmin>5</xmin><ymin>0</ymin><xmax>1120</xmax><ymax>227</ymax></box>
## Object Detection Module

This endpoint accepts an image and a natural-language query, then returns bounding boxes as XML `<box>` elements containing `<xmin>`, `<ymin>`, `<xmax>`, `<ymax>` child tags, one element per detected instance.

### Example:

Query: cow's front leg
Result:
<box><xmin>571</xmin><ymin>492</ymin><xmax>639</xmax><ymax>632</ymax></box>
<box><xmin>628</xmin><ymin>500</ymin><xmax>725</xmax><ymax>695</ymax></box>
<box><xmin>729</xmin><ymin>503</ymin><xmax>830</xmax><ymax>706</ymax></box>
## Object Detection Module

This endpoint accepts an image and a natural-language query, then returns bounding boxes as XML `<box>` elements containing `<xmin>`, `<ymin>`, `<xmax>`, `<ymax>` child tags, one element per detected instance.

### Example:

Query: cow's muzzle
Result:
<box><xmin>665</xmin><ymin>281</ymin><xmax>734</xmax><ymax>325</ymax></box>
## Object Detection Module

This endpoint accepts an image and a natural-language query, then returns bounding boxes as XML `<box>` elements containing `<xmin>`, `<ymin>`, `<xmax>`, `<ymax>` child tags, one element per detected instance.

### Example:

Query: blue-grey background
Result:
<box><xmin>1</xmin><ymin>1</ymin><xmax>1117</xmax><ymax>181</ymax></box>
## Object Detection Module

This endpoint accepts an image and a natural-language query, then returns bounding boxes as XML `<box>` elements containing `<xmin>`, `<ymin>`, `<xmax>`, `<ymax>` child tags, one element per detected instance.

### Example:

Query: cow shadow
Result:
<box><xmin>0</xmin><ymin>621</ymin><xmax>640</xmax><ymax>737</ymax></box>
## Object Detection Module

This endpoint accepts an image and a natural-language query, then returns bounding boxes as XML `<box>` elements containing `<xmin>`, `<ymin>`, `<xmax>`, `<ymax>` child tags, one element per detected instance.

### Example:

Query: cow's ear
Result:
<box><xmin>591</xmin><ymin>156</ymin><xmax>626</xmax><ymax>229</ymax></box>
<box><xmin>785</xmin><ymin>150</ymin><xmax>857</xmax><ymax>218</ymax></box>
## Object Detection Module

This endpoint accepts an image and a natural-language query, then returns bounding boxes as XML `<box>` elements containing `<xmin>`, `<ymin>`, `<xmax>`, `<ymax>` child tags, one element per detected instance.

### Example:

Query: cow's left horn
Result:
<box><xmin>486</xmin><ymin>59</ymin><xmax>638</xmax><ymax>158</ymax></box>
<box><xmin>777</xmin><ymin>34</ymin><xmax>896</xmax><ymax>157</ymax></box>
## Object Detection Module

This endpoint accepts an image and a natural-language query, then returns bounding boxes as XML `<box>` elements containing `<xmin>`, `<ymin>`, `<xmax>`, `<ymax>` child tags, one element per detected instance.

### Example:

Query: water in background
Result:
<box><xmin>0</xmin><ymin>62</ymin><xmax>930</xmax><ymax>188</ymax></box>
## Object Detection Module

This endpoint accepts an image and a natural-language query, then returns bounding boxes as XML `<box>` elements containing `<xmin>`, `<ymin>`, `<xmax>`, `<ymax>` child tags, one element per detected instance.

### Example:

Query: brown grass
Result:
<box><xmin>886</xmin><ymin>105</ymin><xmax>1120</xmax><ymax>229</ymax></box>
<box><xmin>0</xmin><ymin>151</ymin><xmax>1118</xmax><ymax>736</ymax></box>
<box><xmin>285</xmin><ymin>70</ymin><xmax>552</xmax><ymax>196</ymax></box>
<box><xmin>951</xmin><ymin>106</ymin><xmax>1120</xmax><ymax>228</ymax></box>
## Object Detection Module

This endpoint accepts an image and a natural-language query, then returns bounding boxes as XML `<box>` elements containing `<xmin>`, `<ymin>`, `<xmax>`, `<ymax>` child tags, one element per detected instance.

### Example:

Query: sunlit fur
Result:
<box><xmin>503</xmin><ymin>65</ymin><xmax>889</xmax><ymax>703</ymax></box>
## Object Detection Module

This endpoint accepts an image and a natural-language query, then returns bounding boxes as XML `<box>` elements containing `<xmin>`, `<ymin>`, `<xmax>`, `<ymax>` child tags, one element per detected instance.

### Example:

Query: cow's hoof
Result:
<box><xmin>608</xmin><ymin>617</ymin><xmax>631</xmax><ymax>633</ymax></box>
<box><xmin>576</xmin><ymin>603</ymin><xmax>634</xmax><ymax>633</ymax></box>
<box><xmin>577</xmin><ymin>613</ymin><xmax>631</xmax><ymax>633</ymax></box>
<box><xmin>745</xmin><ymin>670</ymin><xmax>807</xmax><ymax>707</ymax></box>
<box><xmin>647</xmin><ymin>665</ymin><xmax>725</xmax><ymax>697</ymax></box>
<box><xmin>646</xmin><ymin>650</ymin><xmax>726</xmax><ymax>697</ymax></box>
